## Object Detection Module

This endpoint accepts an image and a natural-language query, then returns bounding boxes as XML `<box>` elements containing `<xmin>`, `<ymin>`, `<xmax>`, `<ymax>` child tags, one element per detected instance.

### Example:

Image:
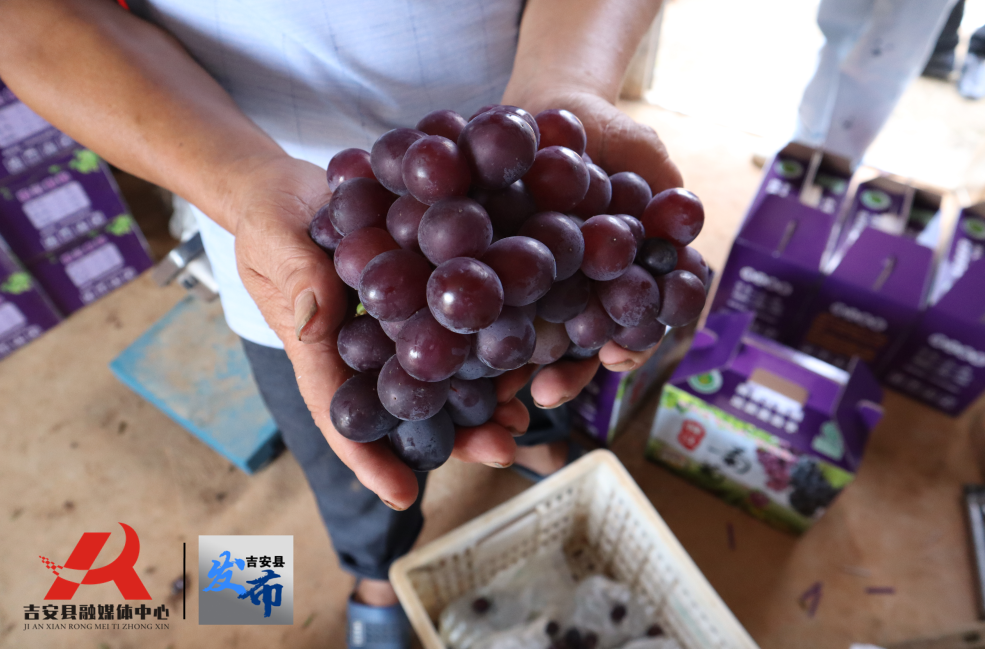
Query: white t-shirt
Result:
<box><xmin>131</xmin><ymin>0</ymin><xmax>524</xmax><ymax>347</ymax></box>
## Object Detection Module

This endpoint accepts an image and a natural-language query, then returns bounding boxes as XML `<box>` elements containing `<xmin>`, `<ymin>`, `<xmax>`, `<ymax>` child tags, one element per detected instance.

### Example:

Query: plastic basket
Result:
<box><xmin>390</xmin><ymin>449</ymin><xmax>759</xmax><ymax>649</ymax></box>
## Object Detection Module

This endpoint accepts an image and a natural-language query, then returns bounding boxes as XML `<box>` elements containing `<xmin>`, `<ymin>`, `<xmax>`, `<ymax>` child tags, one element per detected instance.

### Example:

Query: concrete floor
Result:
<box><xmin>1</xmin><ymin>98</ymin><xmax>984</xmax><ymax>649</ymax></box>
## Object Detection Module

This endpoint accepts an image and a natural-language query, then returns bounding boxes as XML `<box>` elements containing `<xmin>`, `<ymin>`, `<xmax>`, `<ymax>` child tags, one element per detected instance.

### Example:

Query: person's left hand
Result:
<box><xmin>499</xmin><ymin>87</ymin><xmax>684</xmax><ymax>411</ymax></box>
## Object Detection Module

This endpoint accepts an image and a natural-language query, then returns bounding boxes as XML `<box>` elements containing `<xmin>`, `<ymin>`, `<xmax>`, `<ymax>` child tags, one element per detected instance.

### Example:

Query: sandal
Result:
<box><xmin>347</xmin><ymin>591</ymin><xmax>411</xmax><ymax>649</ymax></box>
<box><xmin>511</xmin><ymin>439</ymin><xmax>586</xmax><ymax>483</ymax></box>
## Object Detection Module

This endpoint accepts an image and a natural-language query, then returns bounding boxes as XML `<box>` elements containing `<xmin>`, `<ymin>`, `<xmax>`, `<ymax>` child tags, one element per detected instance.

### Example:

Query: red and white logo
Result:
<box><xmin>677</xmin><ymin>420</ymin><xmax>706</xmax><ymax>451</ymax></box>
<box><xmin>39</xmin><ymin>522</ymin><xmax>150</xmax><ymax>600</ymax></box>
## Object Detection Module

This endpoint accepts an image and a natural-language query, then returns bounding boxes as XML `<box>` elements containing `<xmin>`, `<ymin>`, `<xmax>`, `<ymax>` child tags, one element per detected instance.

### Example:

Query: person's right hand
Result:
<box><xmin>226</xmin><ymin>154</ymin><xmax>526</xmax><ymax>511</ymax></box>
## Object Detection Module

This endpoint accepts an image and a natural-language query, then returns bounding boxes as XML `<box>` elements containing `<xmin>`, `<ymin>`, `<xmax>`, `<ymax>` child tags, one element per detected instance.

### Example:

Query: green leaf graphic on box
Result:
<box><xmin>815</xmin><ymin>174</ymin><xmax>846</xmax><ymax>195</ymax></box>
<box><xmin>48</xmin><ymin>165</ymin><xmax>61</xmax><ymax>174</ymax></box>
<box><xmin>69</xmin><ymin>149</ymin><xmax>100</xmax><ymax>174</ymax></box>
<box><xmin>811</xmin><ymin>421</ymin><xmax>844</xmax><ymax>461</ymax></box>
<box><xmin>1</xmin><ymin>272</ymin><xmax>32</xmax><ymax>295</ymax></box>
<box><xmin>0</xmin><ymin>187</ymin><xmax>12</xmax><ymax>201</ymax></box>
<box><xmin>107</xmin><ymin>214</ymin><xmax>134</xmax><ymax>236</ymax></box>
<box><xmin>688</xmin><ymin>371</ymin><xmax>722</xmax><ymax>394</ymax></box>
<box><xmin>963</xmin><ymin>218</ymin><xmax>985</xmax><ymax>241</ymax></box>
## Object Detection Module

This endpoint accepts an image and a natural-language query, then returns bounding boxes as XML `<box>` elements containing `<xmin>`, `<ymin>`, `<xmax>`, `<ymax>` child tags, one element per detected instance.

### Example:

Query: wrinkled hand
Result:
<box><xmin>501</xmin><ymin>87</ymin><xmax>684</xmax><ymax>410</ymax></box>
<box><xmin>230</xmin><ymin>156</ymin><xmax>522</xmax><ymax>511</ymax></box>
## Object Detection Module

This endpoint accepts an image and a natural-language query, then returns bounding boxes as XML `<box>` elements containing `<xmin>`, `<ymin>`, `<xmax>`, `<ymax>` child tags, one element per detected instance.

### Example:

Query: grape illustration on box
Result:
<box><xmin>311</xmin><ymin>105</ymin><xmax>710</xmax><ymax>472</ymax></box>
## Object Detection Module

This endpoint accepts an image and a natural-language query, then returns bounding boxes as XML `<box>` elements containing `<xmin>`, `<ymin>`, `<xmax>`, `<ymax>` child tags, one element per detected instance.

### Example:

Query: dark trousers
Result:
<box><xmin>241</xmin><ymin>339</ymin><xmax>569</xmax><ymax>580</ymax></box>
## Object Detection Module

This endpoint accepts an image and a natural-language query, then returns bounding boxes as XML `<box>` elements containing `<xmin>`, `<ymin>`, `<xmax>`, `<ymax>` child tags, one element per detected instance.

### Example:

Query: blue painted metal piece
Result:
<box><xmin>110</xmin><ymin>296</ymin><xmax>282</xmax><ymax>474</ymax></box>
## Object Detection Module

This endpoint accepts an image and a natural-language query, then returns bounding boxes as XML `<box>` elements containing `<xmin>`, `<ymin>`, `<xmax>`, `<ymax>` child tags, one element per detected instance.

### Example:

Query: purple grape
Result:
<box><xmin>537</xmin><ymin>271</ymin><xmax>591</xmax><ymax>323</ymax></box>
<box><xmin>327</xmin><ymin>148</ymin><xmax>375</xmax><ymax>191</ymax></box>
<box><xmin>389</xmin><ymin>409</ymin><xmax>456</xmax><ymax>472</ymax></box>
<box><xmin>333</xmin><ymin>227</ymin><xmax>400</xmax><ymax>288</ymax></box>
<box><xmin>445</xmin><ymin>377</ymin><xmax>497</xmax><ymax>427</ymax></box>
<box><xmin>469</xmin><ymin>104</ymin><xmax>499</xmax><ymax>120</ymax></box>
<box><xmin>396</xmin><ymin>309</ymin><xmax>472</xmax><ymax>382</ymax></box>
<box><xmin>607</xmin><ymin>172</ymin><xmax>652</xmax><ymax>218</ymax></box>
<box><xmin>656</xmin><ymin>270</ymin><xmax>706</xmax><ymax>327</ymax></box>
<box><xmin>614</xmin><ymin>214</ymin><xmax>645</xmax><ymax>247</ymax></box>
<box><xmin>455</xmin><ymin>345</ymin><xmax>504</xmax><ymax>379</ymax></box>
<box><xmin>613</xmin><ymin>319</ymin><xmax>667</xmax><ymax>352</ymax></box>
<box><xmin>381</xmin><ymin>318</ymin><xmax>408</xmax><ymax>342</ymax></box>
<box><xmin>458</xmin><ymin>110</ymin><xmax>537</xmax><ymax>190</ymax></box>
<box><xmin>330</xmin><ymin>373</ymin><xmax>398</xmax><ymax>442</ymax></box>
<box><xmin>564</xmin><ymin>291</ymin><xmax>615</xmax><ymax>349</ymax></box>
<box><xmin>637</xmin><ymin>238</ymin><xmax>678</xmax><ymax>277</ymax></box>
<box><xmin>517</xmin><ymin>212</ymin><xmax>584</xmax><ymax>280</ymax></box>
<box><xmin>476</xmin><ymin>306</ymin><xmax>536</xmax><ymax>370</ymax></box>
<box><xmin>470</xmin><ymin>179</ymin><xmax>538</xmax><ymax>236</ymax></box>
<box><xmin>597</xmin><ymin>265</ymin><xmax>661</xmax><ymax>327</ymax></box>
<box><xmin>518</xmin><ymin>302</ymin><xmax>538</xmax><ymax>322</ymax></box>
<box><xmin>580</xmin><ymin>215</ymin><xmax>637</xmax><ymax>281</ymax></box>
<box><xmin>386</xmin><ymin>195</ymin><xmax>428</xmax><ymax>252</ymax></box>
<box><xmin>328</xmin><ymin>177</ymin><xmax>397</xmax><ymax>236</ymax></box>
<box><xmin>416</xmin><ymin>109</ymin><xmax>468</xmax><ymax>142</ymax></box>
<box><xmin>675</xmin><ymin>246</ymin><xmax>710</xmax><ymax>288</ymax></box>
<box><xmin>571</xmin><ymin>163</ymin><xmax>613</xmax><ymax>218</ymax></box>
<box><xmin>418</xmin><ymin>197</ymin><xmax>493</xmax><ymax>265</ymax></box>
<box><xmin>523</xmin><ymin>146</ymin><xmax>590</xmax><ymax>212</ymax></box>
<box><xmin>310</xmin><ymin>202</ymin><xmax>344</xmax><ymax>252</ymax></box>
<box><xmin>490</xmin><ymin>105</ymin><xmax>541</xmax><ymax>148</ymax></box>
<box><xmin>401</xmin><ymin>135</ymin><xmax>471</xmax><ymax>205</ymax></box>
<box><xmin>531</xmin><ymin>318</ymin><xmax>571</xmax><ymax>364</ymax></box>
<box><xmin>534</xmin><ymin>109</ymin><xmax>586</xmax><ymax>154</ymax></box>
<box><xmin>641</xmin><ymin>188</ymin><xmax>705</xmax><ymax>246</ymax></box>
<box><xmin>566</xmin><ymin>343</ymin><xmax>602</xmax><ymax>360</ymax></box>
<box><xmin>481</xmin><ymin>237</ymin><xmax>556</xmax><ymax>306</ymax></box>
<box><xmin>371</xmin><ymin>128</ymin><xmax>425</xmax><ymax>195</ymax></box>
<box><xmin>427</xmin><ymin>257</ymin><xmax>504</xmax><ymax>333</ymax></box>
<box><xmin>338</xmin><ymin>316</ymin><xmax>396</xmax><ymax>371</ymax></box>
<box><xmin>358</xmin><ymin>250</ymin><xmax>430</xmax><ymax>321</ymax></box>
<box><xmin>377</xmin><ymin>355</ymin><xmax>449</xmax><ymax>421</ymax></box>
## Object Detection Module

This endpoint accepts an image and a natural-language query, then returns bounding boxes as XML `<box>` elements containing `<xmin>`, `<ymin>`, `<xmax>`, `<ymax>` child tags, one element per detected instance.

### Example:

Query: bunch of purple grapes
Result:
<box><xmin>311</xmin><ymin>105</ymin><xmax>709</xmax><ymax>473</ymax></box>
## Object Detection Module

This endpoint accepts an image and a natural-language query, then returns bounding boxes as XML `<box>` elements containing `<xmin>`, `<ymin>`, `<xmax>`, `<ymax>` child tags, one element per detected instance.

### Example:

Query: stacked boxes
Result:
<box><xmin>0</xmin><ymin>79</ymin><xmax>152</xmax><ymax>360</ymax></box>
<box><xmin>793</xmin><ymin>177</ymin><xmax>944</xmax><ymax>371</ymax></box>
<box><xmin>0</xmin><ymin>239</ymin><xmax>60</xmax><ymax>361</ymax></box>
<box><xmin>881</xmin><ymin>203</ymin><xmax>985</xmax><ymax>414</ymax></box>
<box><xmin>709</xmin><ymin>143</ymin><xmax>853</xmax><ymax>343</ymax></box>
<box><xmin>646</xmin><ymin>312</ymin><xmax>883</xmax><ymax>533</ymax></box>
<box><xmin>0</xmin><ymin>149</ymin><xmax>153</xmax><ymax>314</ymax></box>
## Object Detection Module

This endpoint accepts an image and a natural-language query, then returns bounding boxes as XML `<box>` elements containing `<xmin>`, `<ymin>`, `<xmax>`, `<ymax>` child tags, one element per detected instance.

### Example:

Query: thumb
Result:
<box><xmin>595</xmin><ymin>110</ymin><xmax>684</xmax><ymax>194</ymax></box>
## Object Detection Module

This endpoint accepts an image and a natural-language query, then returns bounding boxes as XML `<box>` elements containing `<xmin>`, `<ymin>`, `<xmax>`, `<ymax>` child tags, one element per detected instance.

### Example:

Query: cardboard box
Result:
<box><xmin>0</xmin><ymin>239</ymin><xmax>61</xmax><ymax>361</ymax></box>
<box><xmin>26</xmin><ymin>216</ymin><xmax>152</xmax><ymax>315</ymax></box>
<box><xmin>0</xmin><ymin>81</ymin><xmax>77</xmax><ymax>182</ymax></box>
<box><xmin>882</xmin><ymin>202</ymin><xmax>985</xmax><ymax>415</ymax></box>
<box><xmin>0</xmin><ymin>148</ymin><xmax>130</xmax><ymax>261</ymax></box>
<box><xmin>570</xmin><ymin>322</ymin><xmax>697</xmax><ymax>445</ymax></box>
<box><xmin>646</xmin><ymin>312</ymin><xmax>883</xmax><ymax>534</ymax></box>
<box><xmin>793</xmin><ymin>177</ymin><xmax>944</xmax><ymax>371</ymax></box>
<box><xmin>710</xmin><ymin>146</ymin><xmax>853</xmax><ymax>345</ymax></box>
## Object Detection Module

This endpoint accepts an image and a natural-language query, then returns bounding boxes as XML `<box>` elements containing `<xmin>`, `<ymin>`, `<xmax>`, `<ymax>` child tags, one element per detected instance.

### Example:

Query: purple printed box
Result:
<box><xmin>882</xmin><ymin>202</ymin><xmax>985</xmax><ymax>415</ymax></box>
<box><xmin>0</xmin><ymin>148</ymin><xmax>131</xmax><ymax>262</ymax></box>
<box><xmin>26</xmin><ymin>216</ymin><xmax>152</xmax><ymax>315</ymax></box>
<box><xmin>570</xmin><ymin>322</ymin><xmax>697</xmax><ymax>445</ymax></box>
<box><xmin>646</xmin><ymin>312</ymin><xmax>883</xmax><ymax>534</ymax></box>
<box><xmin>793</xmin><ymin>177</ymin><xmax>944</xmax><ymax>371</ymax></box>
<box><xmin>0</xmin><ymin>238</ymin><xmax>61</xmax><ymax>361</ymax></box>
<box><xmin>710</xmin><ymin>143</ymin><xmax>852</xmax><ymax>344</ymax></box>
<box><xmin>0</xmin><ymin>80</ymin><xmax>77</xmax><ymax>182</ymax></box>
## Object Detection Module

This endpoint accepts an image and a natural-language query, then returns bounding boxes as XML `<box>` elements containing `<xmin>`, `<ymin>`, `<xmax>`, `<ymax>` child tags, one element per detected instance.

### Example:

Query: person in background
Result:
<box><xmin>0</xmin><ymin>1</ymin><xmax>680</xmax><ymax>647</ymax></box>
<box><xmin>923</xmin><ymin>0</ymin><xmax>985</xmax><ymax>100</ymax></box>
<box><xmin>794</xmin><ymin>0</ymin><xmax>961</xmax><ymax>165</ymax></box>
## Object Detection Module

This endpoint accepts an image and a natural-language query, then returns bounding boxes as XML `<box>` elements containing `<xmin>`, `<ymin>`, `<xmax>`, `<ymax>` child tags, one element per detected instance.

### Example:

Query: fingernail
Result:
<box><xmin>506</xmin><ymin>425</ymin><xmax>523</xmax><ymax>436</ymax></box>
<box><xmin>483</xmin><ymin>462</ymin><xmax>512</xmax><ymax>469</ymax></box>
<box><xmin>382</xmin><ymin>499</ymin><xmax>406</xmax><ymax>511</ymax></box>
<box><xmin>533</xmin><ymin>398</ymin><xmax>565</xmax><ymax>410</ymax></box>
<box><xmin>294</xmin><ymin>290</ymin><xmax>317</xmax><ymax>341</ymax></box>
<box><xmin>604</xmin><ymin>360</ymin><xmax>637</xmax><ymax>372</ymax></box>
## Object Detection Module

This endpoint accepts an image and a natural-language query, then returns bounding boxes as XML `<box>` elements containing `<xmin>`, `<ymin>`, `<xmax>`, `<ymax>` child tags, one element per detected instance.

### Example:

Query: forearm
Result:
<box><xmin>505</xmin><ymin>0</ymin><xmax>663</xmax><ymax>105</ymax></box>
<box><xmin>0</xmin><ymin>0</ymin><xmax>284</xmax><ymax>233</ymax></box>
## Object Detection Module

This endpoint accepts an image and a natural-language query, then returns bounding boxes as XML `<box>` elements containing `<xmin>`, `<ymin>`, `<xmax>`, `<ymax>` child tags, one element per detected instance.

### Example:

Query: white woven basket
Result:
<box><xmin>390</xmin><ymin>449</ymin><xmax>759</xmax><ymax>649</ymax></box>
